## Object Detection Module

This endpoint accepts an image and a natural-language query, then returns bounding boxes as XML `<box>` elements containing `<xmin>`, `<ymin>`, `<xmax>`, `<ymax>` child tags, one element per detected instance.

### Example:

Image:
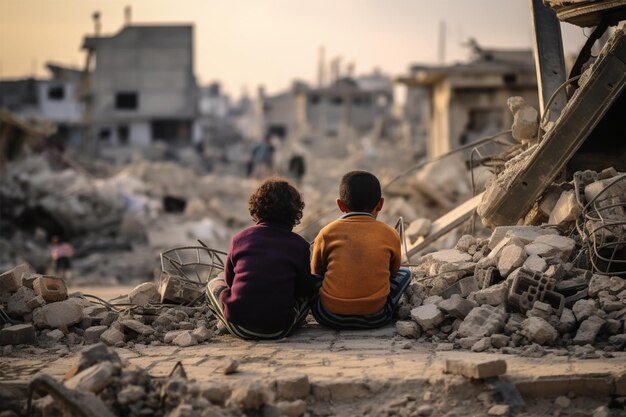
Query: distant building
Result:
<box><xmin>259</xmin><ymin>71</ymin><xmax>393</xmax><ymax>141</ymax></box>
<box><xmin>0</xmin><ymin>63</ymin><xmax>84</xmax><ymax>148</ymax></box>
<box><xmin>400</xmin><ymin>41</ymin><xmax>539</xmax><ymax>158</ymax></box>
<box><xmin>82</xmin><ymin>24</ymin><xmax>197</xmax><ymax>157</ymax></box>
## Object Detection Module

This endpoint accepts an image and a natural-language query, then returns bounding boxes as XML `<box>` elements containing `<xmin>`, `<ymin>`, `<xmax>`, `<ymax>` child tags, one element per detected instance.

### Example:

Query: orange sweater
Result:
<box><xmin>311</xmin><ymin>213</ymin><xmax>401</xmax><ymax>315</ymax></box>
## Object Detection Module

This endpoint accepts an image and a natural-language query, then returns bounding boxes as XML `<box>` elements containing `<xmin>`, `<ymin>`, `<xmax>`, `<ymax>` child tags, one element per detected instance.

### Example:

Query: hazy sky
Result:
<box><xmin>1</xmin><ymin>0</ymin><xmax>587</xmax><ymax>97</ymax></box>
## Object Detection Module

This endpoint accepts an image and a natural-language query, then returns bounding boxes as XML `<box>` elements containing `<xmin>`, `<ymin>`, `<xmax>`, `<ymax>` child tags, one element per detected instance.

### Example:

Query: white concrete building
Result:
<box><xmin>82</xmin><ymin>24</ymin><xmax>197</xmax><ymax>158</ymax></box>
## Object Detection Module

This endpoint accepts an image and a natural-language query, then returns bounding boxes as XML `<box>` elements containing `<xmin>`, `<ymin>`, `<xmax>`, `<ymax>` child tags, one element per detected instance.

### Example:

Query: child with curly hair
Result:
<box><xmin>205</xmin><ymin>178</ymin><xmax>317</xmax><ymax>339</ymax></box>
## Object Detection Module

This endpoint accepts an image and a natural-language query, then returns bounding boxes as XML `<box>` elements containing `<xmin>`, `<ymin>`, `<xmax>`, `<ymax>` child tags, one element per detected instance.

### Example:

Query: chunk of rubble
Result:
<box><xmin>588</xmin><ymin>275</ymin><xmax>612</xmax><ymax>297</ymax></box>
<box><xmin>84</xmin><ymin>326</ymin><xmax>109</xmax><ymax>344</ymax></box>
<box><xmin>497</xmin><ymin>244</ymin><xmax>527</xmax><ymax>277</ymax></box>
<box><xmin>572</xmin><ymin>299</ymin><xmax>598</xmax><ymax>322</ymax></box>
<box><xmin>7</xmin><ymin>286</ymin><xmax>37</xmax><ymax>316</ymax></box>
<box><xmin>100</xmin><ymin>326</ymin><xmax>126</xmax><ymax>346</ymax></box>
<box><xmin>425</xmin><ymin>249</ymin><xmax>472</xmax><ymax>264</ymax></box>
<box><xmin>173</xmin><ymin>330</ymin><xmax>198</xmax><ymax>347</ymax></box>
<box><xmin>32</xmin><ymin>299</ymin><xmax>84</xmax><ymax>328</ymax></box>
<box><xmin>522</xmin><ymin>317</ymin><xmax>557</xmax><ymax>345</ymax></box>
<box><xmin>275</xmin><ymin>374</ymin><xmax>310</xmax><ymax>401</ymax></box>
<box><xmin>0</xmin><ymin>324</ymin><xmax>36</xmax><ymax>345</ymax></box>
<box><xmin>472</xmin><ymin>282</ymin><xmax>508</xmax><ymax>306</ymax></box>
<box><xmin>120</xmin><ymin>319</ymin><xmax>154</xmax><ymax>336</ymax></box>
<box><xmin>522</xmin><ymin>255</ymin><xmax>547</xmax><ymax>273</ymax></box>
<box><xmin>227</xmin><ymin>380</ymin><xmax>271</xmax><ymax>410</ymax></box>
<box><xmin>0</xmin><ymin>263</ymin><xmax>35</xmax><ymax>293</ymax></box>
<box><xmin>458</xmin><ymin>305</ymin><xmax>507</xmax><ymax>338</ymax></box>
<box><xmin>573</xmin><ymin>316</ymin><xmax>605</xmax><ymax>345</ymax></box>
<box><xmin>488</xmin><ymin>226</ymin><xmax>556</xmax><ymax>250</ymax></box>
<box><xmin>405</xmin><ymin>218</ymin><xmax>432</xmax><ymax>243</ymax></box>
<box><xmin>65</xmin><ymin>361</ymin><xmax>116</xmax><ymax>394</ymax></box>
<box><xmin>410</xmin><ymin>304</ymin><xmax>444</xmax><ymax>330</ymax></box>
<box><xmin>128</xmin><ymin>282</ymin><xmax>160</xmax><ymax>307</ymax></box>
<box><xmin>32</xmin><ymin>276</ymin><xmax>68</xmax><ymax>302</ymax></box>
<box><xmin>395</xmin><ymin>320</ymin><xmax>421</xmax><ymax>338</ymax></box>
<box><xmin>507</xmin><ymin>96</ymin><xmax>538</xmax><ymax>143</ymax></box>
<box><xmin>438</xmin><ymin>295</ymin><xmax>476</xmax><ymax>319</ymax></box>
<box><xmin>445</xmin><ymin>359</ymin><xmax>507</xmax><ymax>379</ymax></box>
<box><xmin>548</xmin><ymin>190</ymin><xmax>582</xmax><ymax>225</ymax></box>
<box><xmin>526</xmin><ymin>235</ymin><xmax>576</xmax><ymax>261</ymax></box>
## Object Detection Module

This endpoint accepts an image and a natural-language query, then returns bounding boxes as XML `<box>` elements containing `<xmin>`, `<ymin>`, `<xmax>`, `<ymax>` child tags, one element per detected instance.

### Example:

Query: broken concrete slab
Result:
<box><xmin>395</xmin><ymin>320</ymin><xmax>421</xmax><ymax>338</ymax></box>
<box><xmin>438</xmin><ymin>295</ymin><xmax>476</xmax><ymax>319</ymax></box>
<box><xmin>410</xmin><ymin>304</ymin><xmax>444</xmax><ymax>330</ymax></box>
<box><xmin>472</xmin><ymin>283</ymin><xmax>508</xmax><ymax>306</ymax></box>
<box><xmin>32</xmin><ymin>299</ymin><xmax>84</xmax><ymax>328</ymax></box>
<box><xmin>445</xmin><ymin>358</ymin><xmax>507</xmax><ymax>379</ymax></box>
<box><xmin>120</xmin><ymin>319</ymin><xmax>154</xmax><ymax>336</ymax></box>
<box><xmin>99</xmin><ymin>327</ymin><xmax>125</xmax><ymax>346</ymax></box>
<box><xmin>7</xmin><ymin>286</ymin><xmax>37</xmax><ymax>317</ymax></box>
<box><xmin>84</xmin><ymin>326</ymin><xmax>109</xmax><ymax>345</ymax></box>
<box><xmin>488</xmin><ymin>226</ymin><xmax>557</xmax><ymax>250</ymax></box>
<box><xmin>458</xmin><ymin>305</ymin><xmax>507</xmax><ymax>338</ymax></box>
<box><xmin>523</xmin><ymin>255</ymin><xmax>547</xmax><ymax>273</ymax></box>
<box><xmin>65</xmin><ymin>361</ymin><xmax>116</xmax><ymax>393</ymax></box>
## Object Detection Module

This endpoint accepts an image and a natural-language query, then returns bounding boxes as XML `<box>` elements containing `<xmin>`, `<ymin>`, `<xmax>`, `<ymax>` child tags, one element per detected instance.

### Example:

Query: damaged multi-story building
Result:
<box><xmin>257</xmin><ymin>70</ymin><xmax>393</xmax><ymax>142</ymax></box>
<box><xmin>81</xmin><ymin>23</ymin><xmax>198</xmax><ymax>161</ymax></box>
<box><xmin>400</xmin><ymin>41</ymin><xmax>539</xmax><ymax>158</ymax></box>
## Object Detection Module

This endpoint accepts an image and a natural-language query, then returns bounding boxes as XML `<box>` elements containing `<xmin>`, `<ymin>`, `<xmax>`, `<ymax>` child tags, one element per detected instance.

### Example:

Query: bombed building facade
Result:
<box><xmin>81</xmin><ymin>24</ymin><xmax>198</xmax><ymax>160</ymax></box>
<box><xmin>401</xmin><ymin>43</ymin><xmax>539</xmax><ymax>158</ymax></box>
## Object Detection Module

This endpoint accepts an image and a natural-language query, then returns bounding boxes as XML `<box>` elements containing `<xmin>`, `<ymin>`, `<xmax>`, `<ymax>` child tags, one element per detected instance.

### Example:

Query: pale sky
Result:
<box><xmin>0</xmin><ymin>0</ymin><xmax>587</xmax><ymax>98</ymax></box>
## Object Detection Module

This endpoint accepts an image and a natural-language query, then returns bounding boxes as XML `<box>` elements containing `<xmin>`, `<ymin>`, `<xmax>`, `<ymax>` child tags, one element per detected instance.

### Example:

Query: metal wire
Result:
<box><xmin>575</xmin><ymin>174</ymin><xmax>626</xmax><ymax>276</ymax></box>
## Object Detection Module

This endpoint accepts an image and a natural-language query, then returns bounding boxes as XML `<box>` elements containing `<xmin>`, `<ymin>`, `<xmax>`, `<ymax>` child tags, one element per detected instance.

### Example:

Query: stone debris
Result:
<box><xmin>444</xmin><ymin>359</ymin><xmax>507</xmax><ymax>379</ymax></box>
<box><xmin>128</xmin><ymin>282</ymin><xmax>160</xmax><ymax>306</ymax></box>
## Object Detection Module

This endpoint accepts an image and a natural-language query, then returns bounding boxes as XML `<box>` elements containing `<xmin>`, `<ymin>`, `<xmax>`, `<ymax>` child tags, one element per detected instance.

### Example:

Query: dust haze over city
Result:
<box><xmin>1</xmin><ymin>1</ymin><xmax>626</xmax><ymax>417</ymax></box>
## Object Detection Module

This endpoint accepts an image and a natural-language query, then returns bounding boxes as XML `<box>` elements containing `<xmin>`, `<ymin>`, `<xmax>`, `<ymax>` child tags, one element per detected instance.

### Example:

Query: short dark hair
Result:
<box><xmin>339</xmin><ymin>170</ymin><xmax>381</xmax><ymax>212</ymax></box>
<box><xmin>248</xmin><ymin>178</ymin><xmax>304</xmax><ymax>228</ymax></box>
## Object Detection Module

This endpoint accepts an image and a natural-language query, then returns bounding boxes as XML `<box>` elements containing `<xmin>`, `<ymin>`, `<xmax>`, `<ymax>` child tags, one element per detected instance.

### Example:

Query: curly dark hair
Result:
<box><xmin>248</xmin><ymin>178</ymin><xmax>304</xmax><ymax>228</ymax></box>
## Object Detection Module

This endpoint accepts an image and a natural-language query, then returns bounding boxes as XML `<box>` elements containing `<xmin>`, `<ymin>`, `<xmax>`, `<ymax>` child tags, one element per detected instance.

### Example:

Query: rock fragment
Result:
<box><xmin>497</xmin><ymin>244</ymin><xmax>527</xmax><ymax>277</ymax></box>
<box><xmin>458</xmin><ymin>305</ymin><xmax>507</xmax><ymax>338</ymax></box>
<box><xmin>0</xmin><ymin>324</ymin><xmax>36</xmax><ymax>345</ymax></box>
<box><xmin>410</xmin><ymin>304</ymin><xmax>444</xmax><ymax>330</ymax></box>
<box><xmin>445</xmin><ymin>359</ymin><xmax>507</xmax><ymax>379</ymax></box>
<box><xmin>573</xmin><ymin>316</ymin><xmax>605</xmax><ymax>345</ymax></box>
<box><xmin>128</xmin><ymin>282</ymin><xmax>160</xmax><ymax>306</ymax></box>
<box><xmin>395</xmin><ymin>320</ymin><xmax>421</xmax><ymax>338</ymax></box>
<box><xmin>32</xmin><ymin>299</ymin><xmax>84</xmax><ymax>328</ymax></box>
<box><xmin>522</xmin><ymin>317</ymin><xmax>558</xmax><ymax>345</ymax></box>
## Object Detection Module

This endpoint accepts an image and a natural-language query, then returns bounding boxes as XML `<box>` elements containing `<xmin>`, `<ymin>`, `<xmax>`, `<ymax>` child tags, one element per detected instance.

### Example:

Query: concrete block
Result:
<box><xmin>0</xmin><ymin>324</ymin><xmax>36</xmax><ymax>345</ymax></box>
<box><xmin>65</xmin><ymin>362</ymin><xmax>116</xmax><ymax>393</ymax></box>
<box><xmin>444</xmin><ymin>359</ymin><xmax>507</xmax><ymax>379</ymax></box>
<box><xmin>33</xmin><ymin>276</ymin><xmax>68</xmax><ymax>302</ymax></box>
<box><xmin>531</xmin><ymin>235</ymin><xmax>576</xmax><ymax>261</ymax></box>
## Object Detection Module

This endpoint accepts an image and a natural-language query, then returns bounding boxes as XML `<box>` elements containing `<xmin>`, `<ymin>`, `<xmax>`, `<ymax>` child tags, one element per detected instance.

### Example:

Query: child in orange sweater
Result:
<box><xmin>310</xmin><ymin>170</ymin><xmax>411</xmax><ymax>329</ymax></box>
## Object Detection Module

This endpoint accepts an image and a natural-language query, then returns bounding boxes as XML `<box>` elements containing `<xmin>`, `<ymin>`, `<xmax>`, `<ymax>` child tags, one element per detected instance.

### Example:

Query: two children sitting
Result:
<box><xmin>205</xmin><ymin>171</ymin><xmax>411</xmax><ymax>339</ymax></box>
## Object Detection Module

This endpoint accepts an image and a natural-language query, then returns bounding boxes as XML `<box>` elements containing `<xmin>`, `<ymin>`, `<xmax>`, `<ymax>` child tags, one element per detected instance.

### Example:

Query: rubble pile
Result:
<box><xmin>0</xmin><ymin>343</ymin><xmax>310</xmax><ymax>417</ymax></box>
<box><xmin>0</xmin><ymin>266</ymin><xmax>219</xmax><ymax>353</ymax></box>
<box><xmin>396</xmin><ymin>165</ymin><xmax>626</xmax><ymax>356</ymax></box>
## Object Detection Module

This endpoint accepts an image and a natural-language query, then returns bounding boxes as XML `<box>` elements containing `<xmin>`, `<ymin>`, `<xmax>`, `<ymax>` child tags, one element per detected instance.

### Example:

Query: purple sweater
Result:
<box><xmin>220</xmin><ymin>221</ymin><xmax>314</xmax><ymax>332</ymax></box>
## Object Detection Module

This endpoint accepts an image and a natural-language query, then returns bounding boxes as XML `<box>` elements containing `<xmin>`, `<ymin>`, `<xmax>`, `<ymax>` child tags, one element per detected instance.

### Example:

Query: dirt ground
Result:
<box><xmin>1</xmin><ymin>287</ymin><xmax>625</xmax><ymax>417</ymax></box>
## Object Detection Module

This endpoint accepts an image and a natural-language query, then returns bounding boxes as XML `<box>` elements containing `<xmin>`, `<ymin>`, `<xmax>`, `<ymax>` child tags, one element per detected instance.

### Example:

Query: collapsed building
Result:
<box><xmin>0</xmin><ymin>1</ymin><xmax>626</xmax><ymax>417</ymax></box>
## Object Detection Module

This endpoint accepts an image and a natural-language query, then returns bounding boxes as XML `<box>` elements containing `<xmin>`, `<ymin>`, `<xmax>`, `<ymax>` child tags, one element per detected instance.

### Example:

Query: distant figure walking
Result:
<box><xmin>248</xmin><ymin>134</ymin><xmax>275</xmax><ymax>178</ymax></box>
<box><xmin>51</xmin><ymin>236</ymin><xmax>74</xmax><ymax>278</ymax></box>
<box><xmin>287</xmin><ymin>154</ymin><xmax>306</xmax><ymax>185</ymax></box>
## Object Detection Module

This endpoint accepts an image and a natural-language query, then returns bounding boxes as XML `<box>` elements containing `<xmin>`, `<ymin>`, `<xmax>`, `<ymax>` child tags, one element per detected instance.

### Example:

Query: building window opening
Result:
<box><xmin>331</xmin><ymin>96</ymin><xmax>343</xmax><ymax>106</ymax></box>
<box><xmin>117</xmin><ymin>125</ymin><xmax>129</xmax><ymax>145</ymax></box>
<box><xmin>503</xmin><ymin>73</ymin><xmax>517</xmax><ymax>86</ymax></box>
<box><xmin>98</xmin><ymin>128</ymin><xmax>111</xmax><ymax>142</ymax></box>
<box><xmin>115</xmin><ymin>92</ymin><xmax>139</xmax><ymax>110</ymax></box>
<box><xmin>308</xmin><ymin>94</ymin><xmax>320</xmax><ymax>105</ymax></box>
<box><xmin>48</xmin><ymin>85</ymin><xmax>65</xmax><ymax>100</ymax></box>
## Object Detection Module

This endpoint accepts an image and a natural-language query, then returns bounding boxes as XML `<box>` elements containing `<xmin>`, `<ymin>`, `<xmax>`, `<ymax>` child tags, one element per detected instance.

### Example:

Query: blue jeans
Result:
<box><xmin>311</xmin><ymin>267</ymin><xmax>412</xmax><ymax>330</ymax></box>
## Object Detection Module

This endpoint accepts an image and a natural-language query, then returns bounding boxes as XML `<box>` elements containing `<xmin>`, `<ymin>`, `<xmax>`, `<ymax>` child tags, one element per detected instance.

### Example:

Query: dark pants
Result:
<box><xmin>205</xmin><ymin>277</ymin><xmax>310</xmax><ymax>340</ymax></box>
<box><xmin>311</xmin><ymin>267</ymin><xmax>412</xmax><ymax>330</ymax></box>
